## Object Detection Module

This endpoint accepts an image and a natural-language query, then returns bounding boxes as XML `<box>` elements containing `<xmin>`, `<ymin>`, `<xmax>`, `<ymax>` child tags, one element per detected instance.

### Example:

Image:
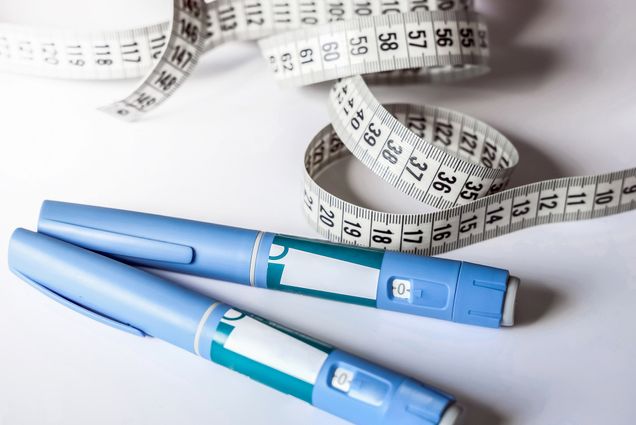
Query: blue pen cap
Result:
<box><xmin>8</xmin><ymin>228</ymin><xmax>221</xmax><ymax>353</ymax></box>
<box><xmin>377</xmin><ymin>252</ymin><xmax>519</xmax><ymax>328</ymax></box>
<box><xmin>37</xmin><ymin>200</ymin><xmax>264</xmax><ymax>284</ymax></box>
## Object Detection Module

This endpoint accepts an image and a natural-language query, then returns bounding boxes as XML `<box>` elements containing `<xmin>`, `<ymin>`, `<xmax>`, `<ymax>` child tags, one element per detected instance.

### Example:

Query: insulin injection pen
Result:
<box><xmin>37</xmin><ymin>200</ymin><xmax>520</xmax><ymax>328</ymax></box>
<box><xmin>9</xmin><ymin>229</ymin><xmax>462</xmax><ymax>425</ymax></box>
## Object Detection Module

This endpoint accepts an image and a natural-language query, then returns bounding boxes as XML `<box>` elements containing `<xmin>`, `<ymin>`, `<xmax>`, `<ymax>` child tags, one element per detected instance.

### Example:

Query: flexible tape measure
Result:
<box><xmin>1</xmin><ymin>0</ymin><xmax>634</xmax><ymax>253</ymax></box>
<box><xmin>302</xmin><ymin>77</ymin><xmax>636</xmax><ymax>255</ymax></box>
<box><xmin>258</xmin><ymin>9</ymin><xmax>489</xmax><ymax>86</ymax></box>
<box><xmin>0</xmin><ymin>0</ymin><xmax>474</xmax><ymax>118</ymax></box>
<box><xmin>1</xmin><ymin>0</ymin><xmax>207</xmax><ymax>120</ymax></box>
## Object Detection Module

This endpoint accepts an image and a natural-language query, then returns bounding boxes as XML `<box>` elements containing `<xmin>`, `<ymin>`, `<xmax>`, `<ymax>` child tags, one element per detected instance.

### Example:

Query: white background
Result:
<box><xmin>1</xmin><ymin>1</ymin><xmax>635</xmax><ymax>424</ymax></box>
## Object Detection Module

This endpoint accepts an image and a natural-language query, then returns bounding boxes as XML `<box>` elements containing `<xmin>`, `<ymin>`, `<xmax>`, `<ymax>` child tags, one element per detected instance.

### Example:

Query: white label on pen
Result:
<box><xmin>218</xmin><ymin>309</ymin><xmax>329</xmax><ymax>385</ymax></box>
<box><xmin>267</xmin><ymin>235</ymin><xmax>383</xmax><ymax>305</ymax></box>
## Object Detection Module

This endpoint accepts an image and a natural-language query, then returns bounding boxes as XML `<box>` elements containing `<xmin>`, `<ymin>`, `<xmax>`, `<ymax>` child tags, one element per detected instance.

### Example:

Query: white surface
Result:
<box><xmin>0</xmin><ymin>1</ymin><xmax>635</xmax><ymax>424</ymax></box>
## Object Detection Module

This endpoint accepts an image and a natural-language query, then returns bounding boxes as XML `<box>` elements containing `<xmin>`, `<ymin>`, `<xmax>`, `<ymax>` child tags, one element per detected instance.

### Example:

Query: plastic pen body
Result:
<box><xmin>38</xmin><ymin>200</ymin><xmax>519</xmax><ymax>327</ymax></box>
<box><xmin>9</xmin><ymin>229</ymin><xmax>460</xmax><ymax>425</ymax></box>
<box><xmin>253</xmin><ymin>233</ymin><xmax>519</xmax><ymax>328</ymax></box>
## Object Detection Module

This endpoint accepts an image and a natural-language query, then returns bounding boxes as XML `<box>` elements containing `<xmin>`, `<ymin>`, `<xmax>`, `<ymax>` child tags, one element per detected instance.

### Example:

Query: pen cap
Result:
<box><xmin>8</xmin><ymin>228</ymin><xmax>218</xmax><ymax>352</ymax></box>
<box><xmin>37</xmin><ymin>200</ymin><xmax>263</xmax><ymax>284</ymax></box>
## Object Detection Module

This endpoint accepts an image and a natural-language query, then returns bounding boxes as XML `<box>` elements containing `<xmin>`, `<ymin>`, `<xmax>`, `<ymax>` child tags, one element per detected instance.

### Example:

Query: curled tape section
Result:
<box><xmin>100</xmin><ymin>0</ymin><xmax>208</xmax><ymax>120</ymax></box>
<box><xmin>259</xmin><ymin>10</ymin><xmax>489</xmax><ymax>86</ymax></box>
<box><xmin>328</xmin><ymin>76</ymin><xmax>516</xmax><ymax>210</ymax></box>
<box><xmin>0</xmin><ymin>22</ymin><xmax>170</xmax><ymax>80</ymax></box>
<box><xmin>302</xmin><ymin>77</ymin><xmax>636</xmax><ymax>255</ymax></box>
<box><xmin>0</xmin><ymin>0</ymin><xmax>208</xmax><ymax>120</ymax></box>
<box><xmin>0</xmin><ymin>0</ymin><xmax>473</xmax><ymax>118</ymax></box>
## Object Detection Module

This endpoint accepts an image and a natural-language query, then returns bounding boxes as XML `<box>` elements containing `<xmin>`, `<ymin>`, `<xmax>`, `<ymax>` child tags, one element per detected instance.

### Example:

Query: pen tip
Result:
<box><xmin>501</xmin><ymin>276</ymin><xmax>521</xmax><ymax>327</ymax></box>
<box><xmin>440</xmin><ymin>403</ymin><xmax>463</xmax><ymax>425</ymax></box>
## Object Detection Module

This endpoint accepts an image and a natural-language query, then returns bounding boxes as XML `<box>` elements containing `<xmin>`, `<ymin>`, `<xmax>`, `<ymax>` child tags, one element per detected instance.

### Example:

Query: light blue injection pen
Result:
<box><xmin>9</xmin><ymin>229</ymin><xmax>462</xmax><ymax>425</ymax></box>
<box><xmin>37</xmin><ymin>200</ymin><xmax>520</xmax><ymax>328</ymax></box>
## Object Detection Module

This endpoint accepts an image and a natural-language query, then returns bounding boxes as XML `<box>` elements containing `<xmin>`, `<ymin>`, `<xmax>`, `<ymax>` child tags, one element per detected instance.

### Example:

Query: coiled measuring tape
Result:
<box><xmin>258</xmin><ymin>8</ymin><xmax>488</xmax><ymax>85</ymax></box>
<box><xmin>302</xmin><ymin>77</ymin><xmax>636</xmax><ymax>254</ymax></box>
<box><xmin>0</xmin><ymin>0</ymin><xmax>474</xmax><ymax>118</ymax></box>
<box><xmin>1</xmin><ymin>0</ymin><xmax>208</xmax><ymax>120</ymax></box>
<box><xmin>1</xmin><ymin>0</ymin><xmax>634</xmax><ymax>253</ymax></box>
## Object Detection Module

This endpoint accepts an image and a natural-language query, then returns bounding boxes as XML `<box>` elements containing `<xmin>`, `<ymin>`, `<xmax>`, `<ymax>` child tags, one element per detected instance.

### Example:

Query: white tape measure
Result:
<box><xmin>1</xmin><ymin>0</ymin><xmax>634</xmax><ymax>253</ymax></box>
<box><xmin>0</xmin><ymin>1</ymin><xmax>474</xmax><ymax>118</ymax></box>
<box><xmin>258</xmin><ymin>10</ymin><xmax>489</xmax><ymax>86</ymax></box>
<box><xmin>301</xmin><ymin>77</ymin><xmax>636</xmax><ymax>255</ymax></box>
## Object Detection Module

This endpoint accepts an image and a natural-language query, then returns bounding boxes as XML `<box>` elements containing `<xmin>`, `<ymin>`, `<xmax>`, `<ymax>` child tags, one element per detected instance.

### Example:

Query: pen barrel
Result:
<box><xmin>38</xmin><ymin>200</ymin><xmax>263</xmax><ymax>284</ymax></box>
<box><xmin>254</xmin><ymin>235</ymin><xmax>516</xmax><ymax>328</ymax></box>
<box><xmin>198</xmin><ymin>306</ymin><xmax>457</xmax><ymax>425</ymax></box>
<box><xmin>253</xmin><ymin>234</ymin><xmax>385</xmax><ymax>306</ymax></box>
<box><xmin>37</xmin><ymin>201</ymin><xmax>517</xmax><ymax>327</ymax></box>
<box><xmin>8</xmin><ymin>229</ymin><xmax>216</xmax><ymax>351</ymax></box>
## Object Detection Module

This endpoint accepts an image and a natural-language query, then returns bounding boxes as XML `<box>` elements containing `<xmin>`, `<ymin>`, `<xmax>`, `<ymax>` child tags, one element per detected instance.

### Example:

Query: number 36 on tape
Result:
<box><xmin>301</xmin><ymin>76</ymin><xmax>636</xmax><ymax>255</ymax></box>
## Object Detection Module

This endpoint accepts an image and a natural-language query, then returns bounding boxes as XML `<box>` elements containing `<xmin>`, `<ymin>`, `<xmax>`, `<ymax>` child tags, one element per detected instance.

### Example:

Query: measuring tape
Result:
<box><xmin>258</xmin><ymin>9</ymin><xmax>488</xmax><ymax>86</ymax></box>
<box><xmin>1</xmin><ymin>0</ymin><xmax>634</xmax><ymax>252</ymax></box>
<box><xmin>99</xmin><ymin>0</ymin><xmax>207</xmax><ymax>120</ymax></box>
<box><xmin>301</xmin><ymin>77</ymin><xmax>636</xmax><ymax>255</ymax></box>
<box><xmin>0</xmin><ymin>1</ymin><xmax>473</xmax><ymax>118</ymax></box>
<box><xmin>0</xmin><ymin>0</ymin><xmax>207</xmax><ymax>120</ymax></box>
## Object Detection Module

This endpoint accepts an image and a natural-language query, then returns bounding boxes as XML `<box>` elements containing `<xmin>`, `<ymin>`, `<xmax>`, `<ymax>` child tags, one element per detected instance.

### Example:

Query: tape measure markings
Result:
<box><xmin>303</xmin><ymin>83</ymin><xmax>636</xmax><ymax>255</ymax></box>
<box><xmin>0</xmin><ymin>0</ymin><xmax>471</xmax><ymax>78</ymax></box>
<box><xmin>0</xmin><ymin>22</ymin><xmax>174</xmax><ymax>79</ymax></box>
<box><xmin>259</xmin><ymin>10</ymin><xmax>488</xmax><ymax>86</ymax></box>
<box><xmin>1</xmin><ymin>0</ymin><xmax>473</xmax><ymax>120</ymax></box>
<box><xmin>98</xmin><ymin>0</ymin><xmax>208</xmax><ymax>120</ymax></box>
<box><xmin>328</xmin><ymin>77</ymin><xmax>517</xmax><ymax>212</ymax></box>
<box><xmin>1</xmin><ymin>0</ymin><xmax>634</xmax><ymax>253</ymax></box>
